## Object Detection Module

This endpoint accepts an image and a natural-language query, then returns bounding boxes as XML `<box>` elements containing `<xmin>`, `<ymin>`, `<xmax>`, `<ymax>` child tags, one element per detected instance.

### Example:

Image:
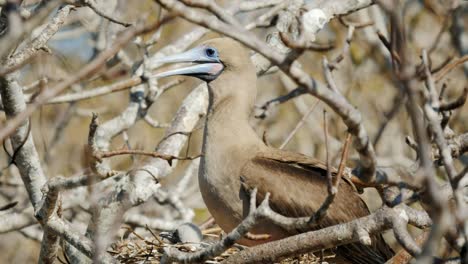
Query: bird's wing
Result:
<box><xmin>240</xmin><ymin>147</ymin><xmax>393</xmax><ymax>264</ymax></box>
<box><xmin>240</xmin><ymin>147</ymin><xmax>368</xmax><ymax>222</ymax></box>
<box><xmin>253</xmin><ymin>147</ymin><xmax>357</xmax><ymax>185</ymax></box>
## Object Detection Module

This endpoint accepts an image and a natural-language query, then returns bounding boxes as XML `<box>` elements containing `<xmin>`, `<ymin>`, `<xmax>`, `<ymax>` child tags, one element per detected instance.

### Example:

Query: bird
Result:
<box><xmin>155</xmin><ymin>37</ymin><xmax>393</xmax><ymax>263</ymax></box>
<box><xmin>159</xmin><ymin>223</ymin><xmax>203</xmax><ymax>244</ymax></box>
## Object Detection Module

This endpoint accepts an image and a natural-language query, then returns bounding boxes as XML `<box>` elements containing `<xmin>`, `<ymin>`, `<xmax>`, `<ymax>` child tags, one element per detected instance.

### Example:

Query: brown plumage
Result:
<box><xmin>157</xmin><ymin>38</ymin><xmax>393</xmax><ymax>263</ymax></box>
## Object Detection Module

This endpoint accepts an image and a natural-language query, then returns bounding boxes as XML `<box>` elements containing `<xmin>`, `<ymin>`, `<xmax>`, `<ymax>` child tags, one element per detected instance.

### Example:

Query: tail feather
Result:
<box><xmin>337</xmin><ymin>234</ymin><xmax>394</xmax><ymax>264</ymax></box>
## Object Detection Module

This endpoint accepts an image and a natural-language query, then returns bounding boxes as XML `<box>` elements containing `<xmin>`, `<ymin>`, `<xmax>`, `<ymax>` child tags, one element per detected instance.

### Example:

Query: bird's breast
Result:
<box><xmin>198</xmin><ymin>115</ymin><xmax>277</xmax><ymax>242</ymax></box>
<box><xmin>198</xmin><ymin>145</ymin><xmax>246</xmax><ymax>233</ymax></box>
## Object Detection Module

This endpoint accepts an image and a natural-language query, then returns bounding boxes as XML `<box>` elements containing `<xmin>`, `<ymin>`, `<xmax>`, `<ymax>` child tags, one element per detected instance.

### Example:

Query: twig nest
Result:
<box><xmin>301</xmin><ymin>9</ymin><xmax>327</xmax><ymax>41</ymax></box>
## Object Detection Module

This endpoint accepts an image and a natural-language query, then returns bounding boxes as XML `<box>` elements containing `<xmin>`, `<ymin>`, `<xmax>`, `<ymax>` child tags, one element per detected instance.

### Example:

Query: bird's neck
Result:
<box><xmin>206</xmin><ymin>69</ymin><xmax>256</xmax><ymax>124</ymax></box>
<box><xmin>206</xmin><ymin>91</ymin><xmax>251</xmax><ymax>124</ymax></box>
<box><xmin>202</xmin><ymin>71</ymin><xmax>261</xmax><ymax>150</ymax></box>
<box><xmin>198</xmin><ymin>70</ymin><xmax>263</xmax><ymax>217</ymax></box>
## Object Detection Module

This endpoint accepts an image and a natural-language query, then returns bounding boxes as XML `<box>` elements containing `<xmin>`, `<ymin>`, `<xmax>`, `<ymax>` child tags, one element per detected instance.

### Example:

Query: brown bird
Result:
<box><xmin>155</xmin><ymin>38</ymin><xmax>393</xmax><ymax>263</ymax></box>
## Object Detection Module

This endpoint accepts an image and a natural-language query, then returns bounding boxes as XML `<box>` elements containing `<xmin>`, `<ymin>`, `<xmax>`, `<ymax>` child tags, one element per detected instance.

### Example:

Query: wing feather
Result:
<box><xmin>240</xmin><ymin>148</ymin><xmax>393</xmax><ymax>264</ymax></box>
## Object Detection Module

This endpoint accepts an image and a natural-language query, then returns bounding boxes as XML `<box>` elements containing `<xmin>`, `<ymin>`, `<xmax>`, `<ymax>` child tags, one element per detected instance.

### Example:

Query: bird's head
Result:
<box><xmin>154</xmin><ymin>37</ymin><xmax>251</xmax><ymax>82</ymax></box>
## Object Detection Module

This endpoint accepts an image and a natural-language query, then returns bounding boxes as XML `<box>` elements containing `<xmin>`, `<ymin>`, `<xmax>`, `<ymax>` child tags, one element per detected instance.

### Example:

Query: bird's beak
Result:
<box><xmin>159</xmin><ymin>230</ymin><xmax>177</xmax><ymax>243</ymax></box>
<box><xmin>152</xmin><ymin>46</ymin><xmax>224</xmax><ymax>81</ymax></box>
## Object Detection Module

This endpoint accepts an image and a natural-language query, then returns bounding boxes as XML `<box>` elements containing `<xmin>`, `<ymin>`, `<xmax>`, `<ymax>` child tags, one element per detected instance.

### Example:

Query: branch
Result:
<box><xmin>0</xmin><ymin>5</ymin><xmax>74</xmax><ymax>76</ymax></box>
<box><xmin>255</xmin><ymin>86</ymin><xmax>308</xmax><ymax>119</ymax></box>
<box><xmin>75</xmin><ymin>18</ymin><xmax>215</xmax><ymax>262</ymax></box>
<box><xmin>0</xmin><ymin>6</ymin><xmax>74</xmax><ymax>260</ymax></box>
<box><xmin>0</xmin><ymin>0</ymin><xmax>61</xmax><ymax>60</ymax></box>
<box><xmin>163</xmin><ymin>188</ymin><xmax>268</xmax><ymax>263</ymax></box>
<box><xmin>421</xmin><ymin>50</ymin><xmax>461</xmax><ymax>201</ymax></box>
<box><xmin>433</xmin><ymin>55</ymin><xmax>468</xmax><ymax>82</ymax></box>
<box><xmin>164</xmin><ymin>180</ymin><xmax>428</xmax><ymax>264</ymax></box>
<box><xmin>279</xmin><ymin>100</ymin><xmax>320</xmax><ymax>149</ymax></box>
<box><xmin>222</xmin><ymin>205</ymin><xmax>430</xmax><ymax>264</ymax></box>
<box><xmin>33</xmin><ymin>171</ymin><xmax>117</xmax><ymax>262</ymax></box>
<box><xmin>244</xmin><ymin>2</ymin><xmax>288</xmax><ymax>30</ymax></box>
<box><xmin>448</xmin><ymin>132</ymin><xmax>468</xmax><ymax>160</ymax></box>
<box><xmin>435</xmin><ymin>87</ymin><xmax>468</xmax><ymax>112</ymax></box>
<box><xmin>392</xmin><ymin>215</ymin><xmax>421</xmax><ymax>257</ymax></box>
<box><xmin>0</xmin><ymin>15</ymin><xmax>173</xmax><ymax>143</ymax></box>
<box><xmin>155</xmin><ymin>0</ymin><xmax>378</xmax><ymax>183</ymax></box>
<box><xmin>0</xmin><ymin>207</ymin><xmax>37</xmax><ymax>234</ymax></box>
<box><xmin>47</xmin><ymin>217</ymin><xmax>94</xmax><ymax>259</ymax></box>
<box><xmin>81</xmin><ymin>0</ymin><xmax>132</xmax><ymax>27</ymax></box>
<box><xmin>180</xmin><ymin>0</ymin><xmax>241</xmax><ymax>28</ymax></box>
<box><xmin>239</xmin><ymin>0</ymin><xmax>282</xmax><ymax>11</ymax></box>
<box><xmin>94</xmin><ymin>149</ymin><xmax>201</xmax><ymax>166</ymax></box>
<box><xmin>0</xmin><ymin>78</ymin><xmax>46</xmax><ymax>210</ymax></box>
<box><xmin>85</xmin><ymin>83</ymin><xmax>208</xmax><ymax>261</ymax></box>
<box><xmin>307</xmin><ymin>131</ymin><xmax>351</xmax><ymax>225</ymax></box>
<box><xmin>46</xmin><ymin>76</ymin><xmax>142</xmax><ymax>104</ymax></box>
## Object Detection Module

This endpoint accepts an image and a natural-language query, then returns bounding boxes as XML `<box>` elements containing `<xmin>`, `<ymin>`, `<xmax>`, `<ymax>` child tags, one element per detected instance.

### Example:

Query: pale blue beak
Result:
<box><xmin>152</xmin><ymin>45</ymin><xmax>224</xmax><ymax>82</ymax></box>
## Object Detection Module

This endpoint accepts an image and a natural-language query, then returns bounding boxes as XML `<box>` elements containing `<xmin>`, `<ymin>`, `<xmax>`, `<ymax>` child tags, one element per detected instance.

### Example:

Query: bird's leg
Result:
<box><xmin>244</xmin><ymin>190</ymin><xmax>275</xmax><ymax>240</ymax></box>
<box><xmin>245</xmin><ymin>232</ymin><xmax>271</xmax><ymax>241</ymax></box>
<box><xmin>199</xmin><ymin>216</ymin><xmax>216</xmax><ymax>230</ymax></box>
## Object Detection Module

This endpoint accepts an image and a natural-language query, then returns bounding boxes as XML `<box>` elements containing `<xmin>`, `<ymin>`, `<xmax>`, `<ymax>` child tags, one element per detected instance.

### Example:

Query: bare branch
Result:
<box><xmin>0</xmin><ymin>15</ymin><xmax>173</xmax><ymax>143</ymax></box>
<box><xmin>222</xmin><ymin>205</ymin><xmax>430</xmax><ymax>264</ymax></box>
<box><xmin>163</xmin><ymin>188</ymin><xmax>268</xmax><ymax>263</ymax></box>
<box><xmin>155</xmin><ymin>0</ymin><xmax>378</xmax><ymax>183</ymax></box>
<box><xmin>46</xmin><ymin>76</ymin><xmax>142</xmax><ymax>104</ymax></box>
<box><xmin>0</xmin><ymin>78</ymin><xmax>46</xmax><ymax>210</ymax></box>
<box><xmin>434</xmin><ymin>55</ymin><xmax>468</xmax><ymax>82</ymax></box>
<box><xmin>81</xmin><ymin>0</ymin><xmax>132</xmax><ymax>27</ymax></box>
<box><xmin>0</xmin><ymin>5</ymin><xmax>74</xmax><ymax>76</ymax></box>
<box><xmin>239</xmin><ymin>0</ymin><xmax>282</xmax><ymax>11</ymax></box>
<box><xmin>94</xmin><ymin>149</ymin><xmax>201</xmax><ymax>166</ymax></box>
<box><xmin>279</xmin><ymin>100</ymin><xmax>319</xmax><ymax>149</ymax></box>
<box><xmin>435</xmin><ymin>87</ymin><xmax>468</xmax><ymax>112</ymax></box>
<box><xmin>0</xmin><ymin>207</ymin><xmax>37</xmax><ymax>234</ymax></box>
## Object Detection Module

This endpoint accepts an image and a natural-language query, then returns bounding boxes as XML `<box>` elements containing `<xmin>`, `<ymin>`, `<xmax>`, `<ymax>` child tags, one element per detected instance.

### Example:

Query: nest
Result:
<box><xmin>109</xmin><ymin>236</ymin><xmax>244</xmax><ymax>263</ymax></box>
<box><xmin>109</xmin><ymin>232</ymin><xmax>336</xmax><ymax>264</ymax></box>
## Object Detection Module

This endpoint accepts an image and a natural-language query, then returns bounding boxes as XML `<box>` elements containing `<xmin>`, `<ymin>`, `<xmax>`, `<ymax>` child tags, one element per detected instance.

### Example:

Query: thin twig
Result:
<box><xmin>94</xmin><ymin>149</ymin><xmax>201</xmax><ymax>166</ymax></box>
<box><xmin>83</xmin><ymin>0</ymin><xmax>132</xmax><ymax>27</ymax></box>
<box><xmin>0</xmin><ymin>15</ymin><xmax>174</xmax><ymax>143</ymax></box>
<box><xmin>338</xmin><ymin>16</ymin><xmax>374</xmax><ymax>29</ymax></box>
<box><xmin>435</xmin><ymin>87</ymin><xmax>468</xmax><ymax>112</ymax></box>
<box><xmin>434</xmin><ymin>55</ymin><xmax>468</xmax><ymax>82</ymax></box>
<box><xmin>308</xmin><ymin>132</ymin><xmax>351</xmax><ymax>225</ymax></box>
<box><xmin>255</xmin><ymin>87</ymin><xmax>308</xmax><ymax>119</ymax></box>
<box><xmin>47</xmin><ymin>76</ymin><xmax>142</xmax><ymax>104</ymax></box>
<box><xmin>279</xmin><ymin>100</ymin><xmax>319</xmax><ymax>149</ymax></box>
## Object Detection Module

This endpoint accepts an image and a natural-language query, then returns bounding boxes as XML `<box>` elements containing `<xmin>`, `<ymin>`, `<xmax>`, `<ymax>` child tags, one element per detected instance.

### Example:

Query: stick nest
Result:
<box><xmin>109</xmin><ymin>229</ymin><xmax>336</xmax><ymax>264</ymax></box>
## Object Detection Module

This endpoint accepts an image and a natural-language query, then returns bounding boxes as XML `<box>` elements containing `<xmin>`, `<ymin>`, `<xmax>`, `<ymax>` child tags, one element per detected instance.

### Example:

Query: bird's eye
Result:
<box><xmin>205</xmin><ymin>47</ymin><xmax>217</xmax><ymax>57</ymax></box>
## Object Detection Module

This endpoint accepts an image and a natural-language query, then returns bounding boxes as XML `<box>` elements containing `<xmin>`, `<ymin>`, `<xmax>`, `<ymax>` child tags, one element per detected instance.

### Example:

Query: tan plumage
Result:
<box><xmin>158</xmin><ymin>38</ymin><xmax>393</xmax><ymax>263</ymax></box>
<box><xmin>240</xmin><ymin>149</ymin><xmax>393</xmax><ymax>263</ymax></box>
